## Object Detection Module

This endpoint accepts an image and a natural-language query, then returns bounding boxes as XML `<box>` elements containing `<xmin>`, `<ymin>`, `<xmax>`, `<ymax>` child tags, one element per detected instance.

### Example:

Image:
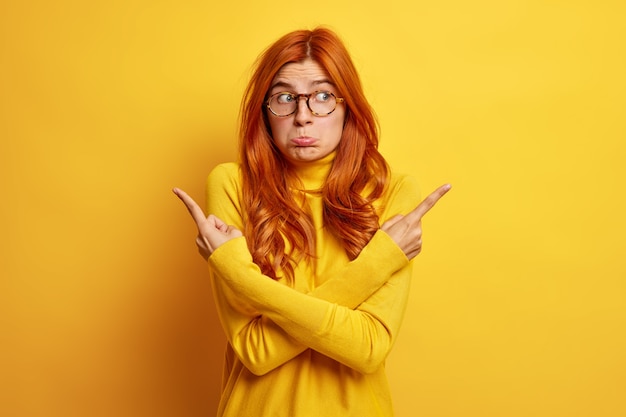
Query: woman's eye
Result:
<box><xmin>277</xmin><ymin>94</ymin><xmax>294</xmax><ymax>104</ymax></box>
<box><xmin>316</xmin><ymin>92</ymin><xmax>331</xmax><ymax>102</ymax></box>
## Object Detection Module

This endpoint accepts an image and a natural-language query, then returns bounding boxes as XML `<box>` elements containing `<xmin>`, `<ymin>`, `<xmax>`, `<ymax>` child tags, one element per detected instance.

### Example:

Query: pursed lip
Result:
<box><xmin>291</xmin><ymin>136</ymin><xmax>317</xmax><ymax>146</ymax></box>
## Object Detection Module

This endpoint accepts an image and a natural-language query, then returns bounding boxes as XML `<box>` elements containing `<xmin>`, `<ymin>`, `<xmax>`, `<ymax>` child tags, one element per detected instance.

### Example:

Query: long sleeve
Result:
<box><xmin>209</xmin><ymin>233</ymin><xmax>412</xmax><ymax>374</ymax></box>
<box><xmin>206</xmin><ymin>163</ymin><xmax>420</xmax><ymax>375</ymax></box>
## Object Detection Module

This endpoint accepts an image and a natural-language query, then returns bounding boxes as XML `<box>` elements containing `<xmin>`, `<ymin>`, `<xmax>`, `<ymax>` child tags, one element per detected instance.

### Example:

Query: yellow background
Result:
<box><xmin>1</xmin><ymin>1</ymin><xmax>624</xmax><ymax>416</ymax></box>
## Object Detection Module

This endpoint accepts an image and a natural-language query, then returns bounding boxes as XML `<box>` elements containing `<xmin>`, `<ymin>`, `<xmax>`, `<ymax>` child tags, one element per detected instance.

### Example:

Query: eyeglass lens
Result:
<box><xmin>268</xmin><ymin>91</ymin><xmax>338</xmax><ymax>116</ymax></box>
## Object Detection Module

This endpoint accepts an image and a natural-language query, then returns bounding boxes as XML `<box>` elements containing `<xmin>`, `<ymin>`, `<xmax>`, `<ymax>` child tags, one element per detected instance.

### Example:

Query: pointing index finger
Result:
<box><xmin>172</xmin><ymin>187</ymin><xmax>207</xmax><ymax>225</ymax></box>
<box><xmin>406</xmin><ymin>183</ymin><xmax>452</xmax><ymax>222</ymax></box>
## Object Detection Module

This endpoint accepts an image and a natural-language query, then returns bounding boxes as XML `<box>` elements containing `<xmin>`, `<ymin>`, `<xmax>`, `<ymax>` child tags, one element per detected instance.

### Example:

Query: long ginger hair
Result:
<box><xmin>239</xmin><ymin>27</ymin><xmax>390</xmax><ymax>281</ymax></box>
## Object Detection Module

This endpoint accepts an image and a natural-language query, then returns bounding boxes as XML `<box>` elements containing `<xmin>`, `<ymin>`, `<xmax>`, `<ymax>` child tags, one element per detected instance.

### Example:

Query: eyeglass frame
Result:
<box><xmin>265</xmin><ymin>91</ymin><xmax>345</xmax><ymax>117</ymax></box>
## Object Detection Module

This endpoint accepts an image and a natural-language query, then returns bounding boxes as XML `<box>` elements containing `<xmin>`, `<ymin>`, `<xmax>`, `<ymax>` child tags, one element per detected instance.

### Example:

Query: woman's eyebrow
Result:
<box><xmin>269</xmin><ymin>80</ymin><xmax>294</xmax><ymax>91</ymax></box>
<box><xmin>312</xmin><ymin>79</ymin><xmax>334</xmax><ymax>87</ymax></box>
<box><xmin>269</xmin><ymin>79</ymin><xmax>335</xmax><ymax>92</ymax></box>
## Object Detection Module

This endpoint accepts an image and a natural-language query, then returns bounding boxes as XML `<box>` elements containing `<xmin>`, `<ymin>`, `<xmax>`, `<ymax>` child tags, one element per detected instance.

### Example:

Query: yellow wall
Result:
<box><xmin>1</xmin><ymin>1</ymin><xmax>624</xmax><ymax>416</ymax></box>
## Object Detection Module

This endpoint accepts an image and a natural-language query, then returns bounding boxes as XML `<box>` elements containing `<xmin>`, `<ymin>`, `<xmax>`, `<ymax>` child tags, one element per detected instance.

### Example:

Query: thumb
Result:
<box><xmin>381</xmin><ymin>214</ymin><xmax>405</xmax><ymax>232</ymax></box>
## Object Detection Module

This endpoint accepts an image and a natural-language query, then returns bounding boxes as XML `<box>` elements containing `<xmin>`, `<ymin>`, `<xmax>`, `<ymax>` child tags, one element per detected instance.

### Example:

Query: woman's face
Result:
<box><xmin>266</xmin><ymin>59</ymin><xmax>346</xmax><ymax>165</ymax></box>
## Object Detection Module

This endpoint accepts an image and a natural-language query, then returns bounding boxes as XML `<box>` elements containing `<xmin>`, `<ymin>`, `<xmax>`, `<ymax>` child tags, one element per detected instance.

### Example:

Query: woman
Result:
<box><xmin>174</xmin><ymin>27</ymin><xmax>450</xmax><ymax>417</ymax></box>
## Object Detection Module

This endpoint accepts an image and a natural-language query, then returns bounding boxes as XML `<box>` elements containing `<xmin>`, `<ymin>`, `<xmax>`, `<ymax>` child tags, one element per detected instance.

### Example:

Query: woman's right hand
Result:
<box><xmin>173</xmin><ymin>187</ymin><xmax>243</xmax><ymax>260</ymax></box>
<box><xmin>381</xmin><ymin>184</ymin><xmax>451</xmax><ymax>260</ymax></box>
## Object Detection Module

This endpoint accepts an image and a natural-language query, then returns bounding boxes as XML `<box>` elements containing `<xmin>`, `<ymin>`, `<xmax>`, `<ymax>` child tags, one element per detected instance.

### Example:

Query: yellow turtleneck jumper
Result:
<box><xmin>205</xmin><ymin>152</ymin><xmax>420</xmax><ymax>417</ymax></box>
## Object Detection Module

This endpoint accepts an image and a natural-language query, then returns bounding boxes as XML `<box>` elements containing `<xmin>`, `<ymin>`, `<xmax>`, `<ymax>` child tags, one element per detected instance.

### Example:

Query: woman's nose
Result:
<box><xmin>293</xmin><ymin>96</ymin><xmax>313</xmax><ymax>125</ymax></box>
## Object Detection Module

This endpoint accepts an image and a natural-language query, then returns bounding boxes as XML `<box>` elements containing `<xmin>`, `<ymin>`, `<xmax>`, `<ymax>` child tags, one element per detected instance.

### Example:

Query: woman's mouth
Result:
<box><xmin>291</xmin><ymin>137</ymin><xmax>316</xmax><ymax>146</ymax></box>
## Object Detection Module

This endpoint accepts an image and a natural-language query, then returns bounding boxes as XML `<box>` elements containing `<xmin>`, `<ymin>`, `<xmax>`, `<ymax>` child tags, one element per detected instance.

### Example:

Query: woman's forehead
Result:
<box><xmin>270</xmin><ymin>59</ymin><xmax>334</xmax><ymax>90</ymax></box>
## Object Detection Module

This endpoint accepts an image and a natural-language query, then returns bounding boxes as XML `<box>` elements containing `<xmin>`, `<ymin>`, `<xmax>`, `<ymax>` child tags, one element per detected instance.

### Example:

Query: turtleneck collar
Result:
<box><xmin>288</xmin><ymin>151</ymin><xmax>336</xmax><ymax>192</ymax></box>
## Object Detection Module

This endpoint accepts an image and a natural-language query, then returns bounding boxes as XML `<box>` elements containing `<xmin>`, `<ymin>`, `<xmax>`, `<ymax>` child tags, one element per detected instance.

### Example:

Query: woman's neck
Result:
<box><xmin>288</xmin><ymin>151</ymin><xmax>336</xmax><ymax>191</ymax></box>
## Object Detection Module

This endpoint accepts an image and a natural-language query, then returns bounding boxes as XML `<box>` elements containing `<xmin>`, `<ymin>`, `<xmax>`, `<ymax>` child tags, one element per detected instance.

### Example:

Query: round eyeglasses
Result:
<box><xmin>266</xmin><ymin>91</ymin><xmax>345</xmax><ymax>117</ymax></box>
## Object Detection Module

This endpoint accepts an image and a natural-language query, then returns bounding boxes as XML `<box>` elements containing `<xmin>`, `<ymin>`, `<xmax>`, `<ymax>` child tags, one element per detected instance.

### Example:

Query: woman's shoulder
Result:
<box><xmin>377</xmin><ymin>169</ymin><xmax>422</xmax><ymax>216</ymax></box>
<box><xmin>208</xmin><ymin>161</ymin><xmax>240</xmax><ymax>177</ymax></box>
<box><xmin>207</xmin><ymin>162</ymin><xmax>241</xmax><ymax>181</ymax></box>
<box><xmin>206</xmin><ymin>162</ymin><xmax>243</xmax><ymax>193</ymax></box>
<box><xmin>387</xmin><ymin>169</ymin><xmax>420</xmax><ymax>197</ymax></box>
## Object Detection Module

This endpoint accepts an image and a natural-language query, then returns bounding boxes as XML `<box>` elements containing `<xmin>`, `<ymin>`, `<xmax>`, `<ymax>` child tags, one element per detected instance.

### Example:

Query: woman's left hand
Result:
<box><xmin>173</xmin><ymin>188</ymin><xmax>243</xmax><ymax>260</ymax></box>
<box><xmin>381</xmin><ymin>184</ymin><xmax>451</xmax><ymax>260</ymax></box>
